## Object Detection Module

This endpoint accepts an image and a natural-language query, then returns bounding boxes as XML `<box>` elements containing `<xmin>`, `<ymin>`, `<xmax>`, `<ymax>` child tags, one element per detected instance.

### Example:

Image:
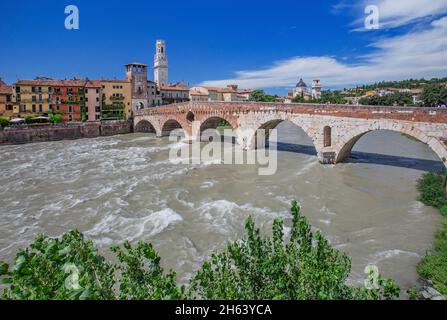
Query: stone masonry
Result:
<box><xmin>134</xmin><ymin>101</ymin><xmax>447</xmax><ymax>167</ymax></box>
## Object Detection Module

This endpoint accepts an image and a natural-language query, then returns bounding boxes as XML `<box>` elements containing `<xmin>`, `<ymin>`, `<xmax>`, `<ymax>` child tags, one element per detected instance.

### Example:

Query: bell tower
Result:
<box><xmin>154</xmin><ymin>40</ymin><xmax>168</xmax><ymax>86</ymax></box>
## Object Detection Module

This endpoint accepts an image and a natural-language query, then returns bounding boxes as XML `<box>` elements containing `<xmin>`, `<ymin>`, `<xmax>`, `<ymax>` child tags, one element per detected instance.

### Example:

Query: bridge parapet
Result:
<box><xmin>135</xmin><ymin>101</ymin><xmax>447</xmax><ymax>123</ymax></box>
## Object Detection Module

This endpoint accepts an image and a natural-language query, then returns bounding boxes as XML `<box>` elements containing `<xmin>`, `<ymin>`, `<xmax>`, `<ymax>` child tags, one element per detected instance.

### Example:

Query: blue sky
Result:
<box><xmin>1</xmin><ymin>0</ymin><xmax>446</xmax><ymax>94</ymax></box>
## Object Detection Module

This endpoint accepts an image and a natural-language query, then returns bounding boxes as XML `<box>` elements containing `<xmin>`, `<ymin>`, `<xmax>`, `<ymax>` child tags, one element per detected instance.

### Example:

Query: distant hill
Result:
<box><xmin>360</xmin><ymin>78</ymin><xmax>447</xmax><ymax>91</ymax></box>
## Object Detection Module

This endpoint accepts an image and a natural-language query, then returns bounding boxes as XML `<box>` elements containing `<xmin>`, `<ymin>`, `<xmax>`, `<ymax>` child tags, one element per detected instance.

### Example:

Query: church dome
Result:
<box><xmin>296</xmin><ymin>78</ymin><xmax>307</xmax><ymax>88</ymax></box>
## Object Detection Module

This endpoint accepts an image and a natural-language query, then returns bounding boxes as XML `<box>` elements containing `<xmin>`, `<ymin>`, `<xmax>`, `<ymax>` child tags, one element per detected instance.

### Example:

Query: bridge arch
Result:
<box><xmin>199</xmin><ymin>116</ymin><xmax>237</xmax><ymax>142</ymax></box>
<box><xmin>335</xmin><ymin>124</ymin><xmax>447</xmax><ymax>166</ymax></box>
<box><xmin>253</xmin><ymin>119</ymin><xmax>318</xmax><ymax>153</ymax></box>
<box><xmin>161</xmin><ymin>119</ymin><xmax>186</xmax><ymax>137</ymax></box>
<box><xmin>135</xmin><ymin>120</ymin><xmax>157</xmax><ymax>134</ymax></box>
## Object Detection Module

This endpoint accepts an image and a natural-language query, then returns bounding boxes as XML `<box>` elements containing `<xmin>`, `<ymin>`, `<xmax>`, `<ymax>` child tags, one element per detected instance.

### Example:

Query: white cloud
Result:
<box><xmin>201</xmin><ymin>17</ymin><xmax>447</xmax><ymax>89</ymax></box>
<box><xmin>361</xmin><ymin>0</ymin><xmax>447</xmax><ymax>29</ymax></box>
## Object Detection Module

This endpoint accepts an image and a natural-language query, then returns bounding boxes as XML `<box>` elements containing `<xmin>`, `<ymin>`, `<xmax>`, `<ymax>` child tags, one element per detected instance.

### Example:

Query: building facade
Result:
<box><xmin>12</xmin><ymin>79</ymin><xmax>53</xmax><ymax>117</ymax></box>
<box><xmin>0</xmin><ymin>80</ymin><xmax>13</xmax><ymax>117</ymax></box>
<box><xmin>49</xmin><ymin>79</ymin><xmax>86</xmax><ymax>122</ymax></box>
<box><xmin>101</xmin><ymin>80</ymin><xmax>132</xmax><ymax>120</ymax></box>
<box><xmin>160</xmin><ymin>85</ymin><xmax>190</xmax><ymax>104</ymax></box>
<box><xmin>189</xmin><ymin>85</ymin><xmax>252</xmax><ymax>102</ymax></box>
<box><xmin>147</xmin><ymin>80</ymin><xmax>162</xmax><ymax>107</ymax></box>
<box><xmin>85</xmin><ymin>80</ymin><xmax>102</xmax><ymax>122</ymax></box>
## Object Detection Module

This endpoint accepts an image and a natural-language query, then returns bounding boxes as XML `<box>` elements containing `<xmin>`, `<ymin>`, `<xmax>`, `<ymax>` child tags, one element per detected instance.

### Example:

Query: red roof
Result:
<box><xmin>0</xmin><ymin>82</ymin><xmax>12</xmax><ymax>95</ymax></box>
<box><xmin>159</xmin><ymin>86</ymin><xmax>190</xmax><ymax>92</ymax></box>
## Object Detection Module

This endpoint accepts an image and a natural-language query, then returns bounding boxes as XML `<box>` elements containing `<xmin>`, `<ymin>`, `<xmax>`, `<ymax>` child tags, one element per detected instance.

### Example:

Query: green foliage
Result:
<box><xmin>1</xmin><ymin>203</ymin><xmax>401</xmax><ymax>300</ymax></box>
<box><xmin>417</xmin><ymin>172</ymin><xmax>447</xmax><ymax>209</ymax></box>
<box><xmin>0</xmin><ymin>116</ymin><xmax>9</xmax><ymax>128</ymax></box>
<box><xmin>417</xmin><ymin>220</ymin><xmax>447</xmax><ymax>295</ymax></box>
<box><xmin>0</xmin><ymin>230</ymin><xmax>115</xmax><ymax>300</ymax></box>
<box><xmin>111</xmin><ymin>241</ymin><xmax>184</xmax><ymax>300</ymax></box>
<box><xmin>292</xmin><ymin>91</ymin><xmax>347</xmax><ymax>104</ymax></box>
<box><xmin>49</xmin><ymin>113</ymin><xmax>63</xmax><ymax>124</ymax></box>
<box><xmin>359</xmin><ymin>92</ymin><xmax>414</xmax><ymax>106</ymax></box>
<box><xmin>189</xmin><ymin>201</ymin><xmax>399</xmax><ymax>300</ymax></box>
<box><xmin>24</xmin><ymin>116</ymin><xmax>35</xmax><ymax>124</ymax></box>
<box><xmin>417</xmin><ymin>172</ymin><xmax>447</xmax><ymax>296</ymax></box>
<box><xmin>362</xmin><ymin>78</ymin><xmax>447</xmax><ymax>91</ymax></box>
<box><xmin>249</xmin><ymin>90</ymin><xmax>278</xmax><ymax>102</ymax></box>
<box><xmin>419</xmin><ymin>84</ymin><xmax>447</xmax><ymax>107</ymax></box>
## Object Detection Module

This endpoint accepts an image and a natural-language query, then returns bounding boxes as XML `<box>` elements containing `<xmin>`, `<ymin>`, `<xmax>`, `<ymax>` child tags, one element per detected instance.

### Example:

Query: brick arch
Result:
<box><xmin>160</xmin><ymin>118</ymin><xmax>187</xmax><ymax>137</ymax></box>
<box><xmin>247</xmin><ymin>117</ymin><xmax>320</xmax><ymax>154</ymax></box>
<box><xmin>197</xmin><ymin>113</ymin><xmax>238</xmax><ymax>131</ymax></box>
<box><xmin>134</xmin><ymin>119</ymin><xmax>157</xmax><ymax>134</ymax></box>
<box><xmin>335</xmin><ymin>123</ymin><xmax>447</xmax><ymax>166</ymax></box>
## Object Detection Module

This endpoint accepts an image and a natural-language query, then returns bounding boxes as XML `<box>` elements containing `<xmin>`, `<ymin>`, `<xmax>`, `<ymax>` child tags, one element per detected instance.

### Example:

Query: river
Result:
<box><xmin>0</xmin><ymin>122</ymin><xmax>444</xmax><ymax>293</ymax></box>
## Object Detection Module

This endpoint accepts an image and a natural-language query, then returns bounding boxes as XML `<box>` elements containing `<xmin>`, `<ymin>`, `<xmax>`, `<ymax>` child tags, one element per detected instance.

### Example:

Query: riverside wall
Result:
<box><xmin>0</xmin><ymin>120</ymin><xmax>133</xmax><ymax>145</ymax></box>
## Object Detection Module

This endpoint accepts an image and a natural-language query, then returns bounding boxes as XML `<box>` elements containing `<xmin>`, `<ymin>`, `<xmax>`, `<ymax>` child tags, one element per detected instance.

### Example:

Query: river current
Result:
<box><xmin>0</xmin><ymin>122</ymin><xmax>444</xmax><ymax>292</ymax></box>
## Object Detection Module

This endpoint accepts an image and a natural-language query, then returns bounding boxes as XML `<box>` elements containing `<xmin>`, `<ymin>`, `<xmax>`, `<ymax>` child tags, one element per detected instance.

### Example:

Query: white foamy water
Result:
<box><xmin>0</xmin><ymin>123</ymin><xmax>444</xmax><ymax>292</ymax></box>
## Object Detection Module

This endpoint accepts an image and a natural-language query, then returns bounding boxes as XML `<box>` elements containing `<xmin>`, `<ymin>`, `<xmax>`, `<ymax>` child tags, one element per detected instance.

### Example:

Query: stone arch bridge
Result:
<box><xmin>133</xmin><ymin>101</ymin><xmax>447</xmax><ymax>166</ymax></box>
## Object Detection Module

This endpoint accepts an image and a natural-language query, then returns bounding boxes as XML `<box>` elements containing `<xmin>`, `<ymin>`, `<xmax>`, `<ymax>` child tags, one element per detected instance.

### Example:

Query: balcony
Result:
<box><xmin>110</xmin><ymin>95</ymin><xmax>125</xmax><ymax>101</ymax></box>
<box><xmin>102</xmin><ymin>104</ymin><xmax>125</xmax><ymax>111</ymax></box>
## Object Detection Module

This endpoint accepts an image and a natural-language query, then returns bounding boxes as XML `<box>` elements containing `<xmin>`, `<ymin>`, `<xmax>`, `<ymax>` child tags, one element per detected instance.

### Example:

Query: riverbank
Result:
<box><xmin>417</xmin><ymin>172</ymin><xmax>447</xmax><ymax>298</ymax></box>
<box><xmin>0</xmin><ymin>120</ymin><xmax>133</xmax><ymax>144</ymax></box>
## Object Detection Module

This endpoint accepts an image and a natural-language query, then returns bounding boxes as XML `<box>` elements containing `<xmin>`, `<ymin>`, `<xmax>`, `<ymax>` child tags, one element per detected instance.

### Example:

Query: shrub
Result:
<box><xmin>0</xmin><ymin>117</ymin><xmax>9</xmax><ymax>128</ymax></box>
<box><xmin>0</xmin><ymin>202</ymin><xmax>400</xmax><ymax>300</ymax></box>
<box><xmin>417</xmin><ymin>172</ymin><xmax>447</xmax><ymax>208</ymax></box>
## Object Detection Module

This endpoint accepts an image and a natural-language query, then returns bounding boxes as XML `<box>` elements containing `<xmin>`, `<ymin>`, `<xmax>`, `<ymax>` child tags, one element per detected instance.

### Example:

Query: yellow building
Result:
<box><xmin>12</xmin><ymin>79</ymin><xmax>52</xmax><ymax>116</ymax></box>
<box><xmin>0</xmin><ymin>80</ymin><xmax>13</xmax><ymax>117</ymax></box>
<box><xmin>100</xmin><ymin>80</ymin><xmax>132</xmax><ymax>119</ymax></box>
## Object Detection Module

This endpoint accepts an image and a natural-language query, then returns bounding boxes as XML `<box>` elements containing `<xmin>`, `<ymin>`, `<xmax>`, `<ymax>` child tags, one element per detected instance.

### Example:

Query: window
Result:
<box><xmin>68</xmin><ymin>106</ymin><xmax>73</xmax><ymax>113</ymax></box>
<box><xmin>95</xmin><ymin>106</ymin><xmax>100</xmax><ymax>112</ymax></box>
<box><xmin>38</xmin><ymin>87</ymin><xmax>42</xmax><ymax>93</ymax></box>
<box><xmin>38</xmin><ymin>104</ymin><xmax>43</xmax><ymax>112</ymax></box>
<box><xmin>32</xmin><ymin>105</ymin><xmax>36</xmax><ymax>112</ymax></box>
<box><xmin>96</xmin><ymin>97</ymin><xmax>99</xmax><ymax>102</ymax></box>
<box><xmin>96</xmin><ymin>89</ymin><xmax>99</xmax><ymax>94</ymax></box>
<box><xmin>20</xmin><ymin>105</ymin><xmax>26</xmax><ymax>112</ymax></box>
<box><xmin>32</xmin><ymin>96</ymin><xmax>36</xmax><ymax>102</ymax></box>
<box><xmin>56</xmin><ymin>105</ymin><xmax>60</xmax><ymax>111</ymax></box>
<box><xmin>38</xmin><ymin>94</ymin><xmax>42</xmax><ymax>102</ymax></box>
<box><xmin>32</xmin><ymin>86</ymin><xmax>36</xmax><ymax>93</ymax></box>
<box><xmin>68</xmin><ymin>115</ymin><xmax>73</xmax><ymax>122</ymax></box>
<box><xmin>15</xmin><ymin>87</ymin><xmax>20</xmax><ymax>93</ymax></box>
<box><xmin>323</xmin><ymin>126</ymin><xmax>332</xmax><ymax>147</ymax></box>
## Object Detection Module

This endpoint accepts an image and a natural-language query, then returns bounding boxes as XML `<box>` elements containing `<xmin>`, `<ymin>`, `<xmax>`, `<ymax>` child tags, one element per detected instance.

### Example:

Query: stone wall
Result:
<box><xmin>0</xmin><ymin>120</ymin><xmax>133</xmax><ymax>145</ymax></box>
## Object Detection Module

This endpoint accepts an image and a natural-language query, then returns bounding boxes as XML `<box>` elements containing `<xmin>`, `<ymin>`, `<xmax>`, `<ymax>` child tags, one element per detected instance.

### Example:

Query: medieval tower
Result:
<box><xmin>126</xmin><ymin>62</ymin><xmax>148</xmax><ymax>111</ymax></box>
<box><xmin>154</xmin><ymin>40</ymin><xmax>168</xmax><ymax>86</ymax></box>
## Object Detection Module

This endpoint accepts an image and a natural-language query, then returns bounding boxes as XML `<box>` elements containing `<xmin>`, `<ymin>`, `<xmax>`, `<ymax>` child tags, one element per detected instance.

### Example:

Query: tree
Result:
<box><xmin>49</xmin><ymin>113</ymin><xmax>63</xmax><ymax>124</ymax></box>
<box><xmin>0</xmin><ymin>116</ymin><xmax>9</xmax><ymax>128</ymax></box>
<box><xmin>249</xmin><ymin>90</ymin><xmax>277</xmax><ymax>102</ymax></box>
<box><xmin>359</xmin><ymin>92</ymin><xmax>414</xmax><ymax>106</ymax></box>
<box><xmin>420</xmin><ymin>84</ymin><xmax>447</xmax><ymax>107</ymax></box>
